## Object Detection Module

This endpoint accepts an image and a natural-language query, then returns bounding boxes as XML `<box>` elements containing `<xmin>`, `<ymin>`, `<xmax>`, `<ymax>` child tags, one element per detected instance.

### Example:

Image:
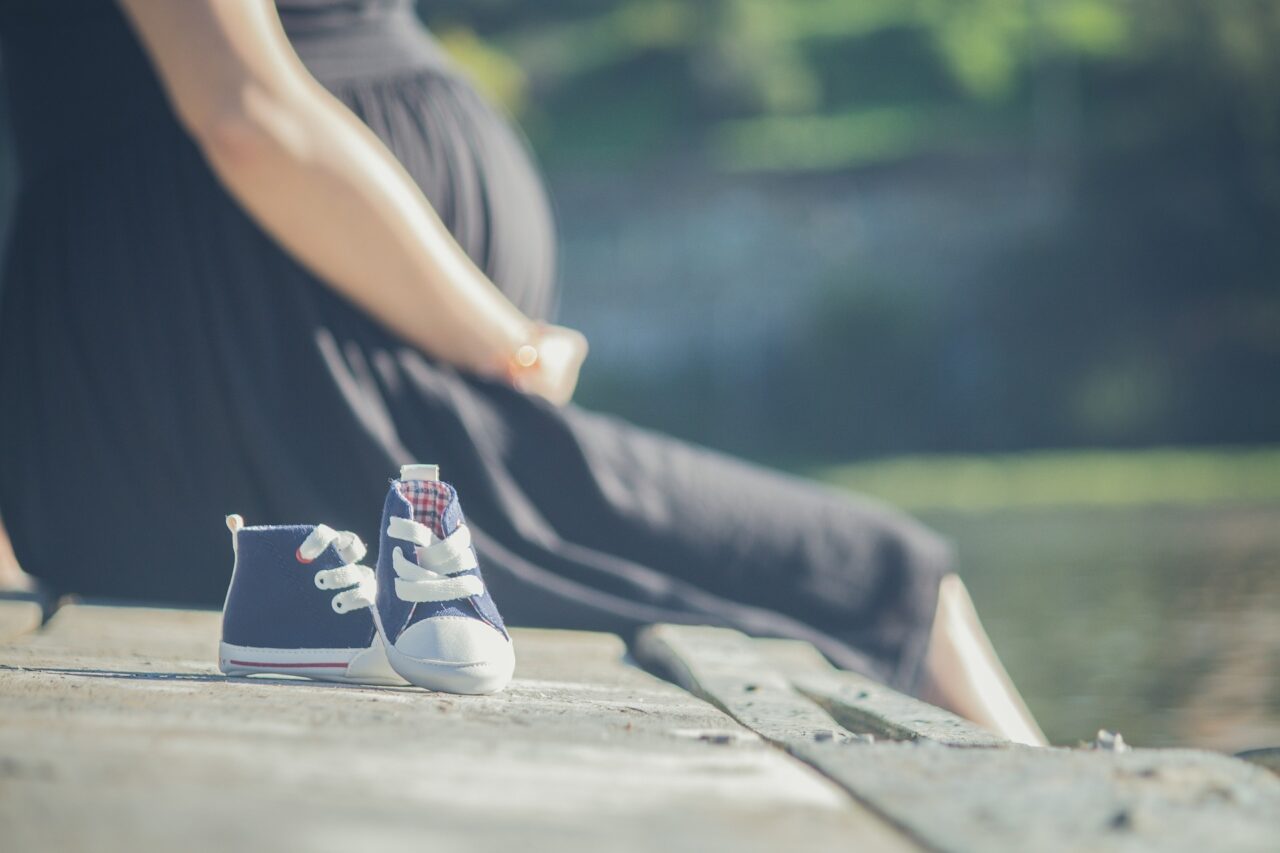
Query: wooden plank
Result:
<box><xmin>0</xmin><ymin>608</ymin><xmax>915</xmax><ymax>853</ymax></box>
<box><xmin>2</xmin><ymin>602</ymin><xmax>224</xmax><ymax>671</ymax></box>
<box><xmin>790</xmin><ymin>740</ymin><xmax>1280</xmax><ymax>853</ymax></box>
<box><xmin>752</xmin><ymin>638</ymin><xmax>1007</xmax><ymax>746</ymax></box>
<box><xmin>635</xmin><ymin>624</ymin><xmax>854</xmax><ymax>745</ymax></box>
<box><xmin>795</xmin><ymin>670</ymin><xmax>1009</xmax><ymax>747</ymax></box>
<box><xmin>0</xmin><ymin>597</ymin><xmax>41</xmax><ymax>643</ymax></box>
<box><xmin>1236</xmin><ymin>747</ymin><xmax>1280</xmax><ymax>775</ymax></box>
<box><xmin>637</xmin><ymin>624</ymin><xmax>1280</xmax><ymax>851</ymax></box>
<box><xmin>752</xmin><ymin>636</ymin><xmax>839</xmax><ymax>677</ymax></box>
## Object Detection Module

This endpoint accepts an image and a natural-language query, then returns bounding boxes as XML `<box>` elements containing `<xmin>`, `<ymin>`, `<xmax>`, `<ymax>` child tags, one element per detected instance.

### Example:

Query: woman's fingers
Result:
<box><xmin>511</xmin><ymin>325</ymin><xmax>588</xmax><ymax>405</ymax></box>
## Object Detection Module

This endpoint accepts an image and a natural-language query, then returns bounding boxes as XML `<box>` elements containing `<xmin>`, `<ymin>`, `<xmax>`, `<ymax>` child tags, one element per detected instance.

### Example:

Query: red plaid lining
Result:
<box><xmin>397</xmin><ymin>480</ymin><xmax>453</xmax><ymax>538</ymax></box>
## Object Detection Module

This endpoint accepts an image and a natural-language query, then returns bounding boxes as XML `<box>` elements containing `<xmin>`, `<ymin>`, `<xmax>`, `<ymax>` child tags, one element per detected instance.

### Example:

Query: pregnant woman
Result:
<box><xmin>0</xmin><ymin>0</ymin><xmax>1044</xmax><ymax>744</ymax></box>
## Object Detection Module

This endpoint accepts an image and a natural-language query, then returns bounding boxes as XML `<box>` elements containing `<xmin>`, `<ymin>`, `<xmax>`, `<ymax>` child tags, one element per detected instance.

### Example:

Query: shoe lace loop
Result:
<box><xmin>297</xmin><ymin>524</ymin><xmax>376</xmax><ymax>614</ymax></box>
<box><xmin>387</xmin><ymin>516</ymin><xmax>484</xmax><ymax>603</ymax></box>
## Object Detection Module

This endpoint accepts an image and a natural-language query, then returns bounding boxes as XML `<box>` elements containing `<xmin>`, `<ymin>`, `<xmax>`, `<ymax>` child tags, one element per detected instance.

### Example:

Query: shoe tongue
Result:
<box><xmin>398</xmin><ymin>476</ymin><xmax>461</xmax><ymax>540</ymax></box>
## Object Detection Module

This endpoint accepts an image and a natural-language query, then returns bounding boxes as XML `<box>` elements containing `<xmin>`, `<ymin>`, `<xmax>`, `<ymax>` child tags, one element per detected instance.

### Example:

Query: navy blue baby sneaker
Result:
<box><xmin>373</xmin><ymin>464</ymin><xmax>515</xmax><ymax>694</ymax></box>
<box><xmin>219</xmin><ymin>516</ymin><xmax>403</xmax><ymax>685</ymax></box>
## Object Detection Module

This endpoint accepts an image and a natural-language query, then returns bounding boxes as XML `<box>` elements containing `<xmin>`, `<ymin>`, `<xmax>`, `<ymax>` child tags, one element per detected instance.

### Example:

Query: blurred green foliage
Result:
<box><xmin>423</xmin><ymin>1</ymin><xmax>1280</xmax><ymax>458</ymax></box>
<box><xmin>429</xmin><ymin>0</ymin><xmax>1280</xmax><ymax>173</ymax></box>
<box><xmin>815</xmin><ymin>445</ymin><xmax>1280</xmax><ymax>511</ymax></box>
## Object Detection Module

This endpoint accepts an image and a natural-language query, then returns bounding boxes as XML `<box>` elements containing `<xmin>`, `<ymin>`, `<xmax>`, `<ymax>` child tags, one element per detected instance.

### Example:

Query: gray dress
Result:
<box><xmin>0</xmin><ymin>0</ymin><xmax>951</xmax><ymax>692</ymax></box>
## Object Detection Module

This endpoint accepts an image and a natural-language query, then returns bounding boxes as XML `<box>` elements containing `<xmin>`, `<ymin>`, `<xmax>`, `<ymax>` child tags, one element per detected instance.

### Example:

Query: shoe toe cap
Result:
<box><xmin>391</xmin><ymin>617</ymin><xmax>514</xmax><ymax>694</ymax></box>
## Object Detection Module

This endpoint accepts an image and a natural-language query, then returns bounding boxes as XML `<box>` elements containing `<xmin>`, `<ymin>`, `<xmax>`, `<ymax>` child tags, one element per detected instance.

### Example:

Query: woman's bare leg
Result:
<box><xmin>0</xmin><ymin>516</ymin><xmax>34</xmax><ymax>592</ymax></box>
<box><xmin>918</xmin><ymin>573</ymin><xmax>1048</xmax><ymax>746</ymax></box>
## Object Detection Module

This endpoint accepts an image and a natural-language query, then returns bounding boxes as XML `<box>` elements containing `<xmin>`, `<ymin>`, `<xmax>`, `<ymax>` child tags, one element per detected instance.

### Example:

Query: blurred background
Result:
<box><xmin>5</xmin><ymin>0</ymin><xmax>1279</xmax><ymax>751</ymax></box>
<box><xmin>417</xmin><ymin>0</ymin><xmax>1280</xmax><ymax>753</ymax></box>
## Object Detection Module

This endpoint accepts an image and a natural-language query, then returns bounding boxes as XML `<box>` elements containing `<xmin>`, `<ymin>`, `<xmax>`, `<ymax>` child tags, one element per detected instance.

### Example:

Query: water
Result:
<box><xmin>924</xmin><ymin>504</ymin><xmax>1280</xmax><ymax>751</ymax></box>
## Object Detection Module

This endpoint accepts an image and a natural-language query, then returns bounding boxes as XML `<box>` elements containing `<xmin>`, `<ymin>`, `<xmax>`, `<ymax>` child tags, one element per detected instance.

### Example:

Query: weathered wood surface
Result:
<box><xmin>638</xmin><ymin>623</ymin><xmax>1280</xmax><ymax>853</ymax></box>
<box><xmin>6</xmin><ymin>600</ymin><xmax>225</xmax><ymax>667</ymax></box>
<box><xmin>1235</xmin><ymin>747</ymin><xmax>1280</xmax><ymax>775</ymax></box>
<box><xmin>635</xmin><ymin>624</ymin><xmax>852</xmax><ymax>745</ymax></box>
<box><xmin>753</xmin><ymin>636</ymin><xmax>841</xmax><ymax>677</ymax></box>
<box><xmin>0</xmin><ymin>604</ymin><xmax>911</xmax><ymax>853</ymax></box>
<box><xmin>796</xmin><ymin>670</ymin><xmax>1009</xmax><ymax>747</ymax></box>
<box><xmin>791</xmin><ymin>741</ymin><xmax>1280</xmax><ymax>853</ymax></box>
<box><xmin>752</xmin><ymin>635</ymin><xmax>1005</xmax><ymax>747</ymax></box>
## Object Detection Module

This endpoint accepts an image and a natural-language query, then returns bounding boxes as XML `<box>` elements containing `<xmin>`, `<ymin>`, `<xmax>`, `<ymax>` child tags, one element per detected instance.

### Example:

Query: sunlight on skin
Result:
<box><xmin>0</xmin><ymin>518</ymin><xmax>33</xmax><ymax>592</ymax></box>
<box><xmin>921</xmin><ymin>574</ymin><xmax>1048</xmax><ymax>747</ymax></box>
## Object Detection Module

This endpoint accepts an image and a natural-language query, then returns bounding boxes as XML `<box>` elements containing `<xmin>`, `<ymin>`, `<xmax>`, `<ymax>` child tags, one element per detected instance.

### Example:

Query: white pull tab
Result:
<box><xmin>226</xmin><ymin>514</ymin><xmax>244</xmax><ymax>555</ymax></box>
<box><xmin>400</xmin><ymin>464</ymin><xmax>439</xmax><ymax>482</ymax></box>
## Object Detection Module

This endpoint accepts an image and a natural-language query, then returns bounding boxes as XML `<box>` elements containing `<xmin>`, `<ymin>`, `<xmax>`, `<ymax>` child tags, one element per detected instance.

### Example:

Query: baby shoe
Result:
<box><xmin>373</xmin><ymin>464</ymin><xmax>514</xmax><ymax>694</ymax></box>
<box><xmin>219</xmin><ymin>515</ymin><xmax>403</xmax><ymax>685</ymax></box>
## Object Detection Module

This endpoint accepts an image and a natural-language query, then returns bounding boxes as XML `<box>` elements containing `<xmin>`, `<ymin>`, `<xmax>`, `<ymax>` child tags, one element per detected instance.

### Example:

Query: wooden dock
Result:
<box><xmin>2</xmin><ymin>598</ymin><xmax>1277</xmax><ymax>851</ymax></box>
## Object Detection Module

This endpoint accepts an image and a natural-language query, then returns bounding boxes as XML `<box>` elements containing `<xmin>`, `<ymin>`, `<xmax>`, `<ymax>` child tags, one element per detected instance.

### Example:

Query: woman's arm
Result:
<box><xmin>117</xmin><ymin>0</ymin><xmax>584</xmax><ymax>395</ymax></box>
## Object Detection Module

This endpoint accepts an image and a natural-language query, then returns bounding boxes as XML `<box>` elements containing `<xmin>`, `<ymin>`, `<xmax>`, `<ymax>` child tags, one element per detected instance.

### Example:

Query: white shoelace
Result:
<box><xmin>387</xmin><ymin>516</ymin><xmax>485</xmax><ymax>603</ymax></box>
<box><xmin>297</xmin><ymin>525</ymin><xmax>376</xmax><ymax>614</ymax></box>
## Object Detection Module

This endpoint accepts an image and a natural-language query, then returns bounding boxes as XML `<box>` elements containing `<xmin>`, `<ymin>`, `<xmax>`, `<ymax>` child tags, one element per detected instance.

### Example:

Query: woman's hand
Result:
<box><xmin>509</xmin><ymin>324</ymin><xmax>589</xmax><ymax>406</ymax></box>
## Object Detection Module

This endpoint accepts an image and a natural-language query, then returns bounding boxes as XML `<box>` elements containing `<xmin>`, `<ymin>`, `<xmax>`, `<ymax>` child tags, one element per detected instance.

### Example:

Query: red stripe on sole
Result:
<box><xmin>227</xmin><ymin>659</ymin><xmax>349</xmax><ymax>669</ymax></box>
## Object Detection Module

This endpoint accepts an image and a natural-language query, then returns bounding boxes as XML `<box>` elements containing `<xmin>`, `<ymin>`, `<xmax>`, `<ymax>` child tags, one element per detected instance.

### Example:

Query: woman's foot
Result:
<box><xmin>919</xmin><ymin>574</ymin><xmax>1048</xmax><ymax>746</ymax></box>
<box><xmin>0</xmin><ymin>518</ymin><xmax>34</xmax><ymax>593</ymax></box>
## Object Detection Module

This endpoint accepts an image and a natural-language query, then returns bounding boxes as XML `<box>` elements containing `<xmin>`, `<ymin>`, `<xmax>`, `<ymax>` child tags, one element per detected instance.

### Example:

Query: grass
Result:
<box><xmin>810</xmin><ymin>445</ymin><xmax>1280</xmax><ymax>512</ymax></box>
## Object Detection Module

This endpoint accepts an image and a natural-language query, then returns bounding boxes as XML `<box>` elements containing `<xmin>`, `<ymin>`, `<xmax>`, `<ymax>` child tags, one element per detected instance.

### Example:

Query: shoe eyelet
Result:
<box><xmin>314</xmin><ymin>574</ymin><xmax>328</xmax><ymax>589</ymax></box>
<box><xmin>331</xmin><ymin>598</ymin><xmax>345</xmax><ymax>614</ymax></box>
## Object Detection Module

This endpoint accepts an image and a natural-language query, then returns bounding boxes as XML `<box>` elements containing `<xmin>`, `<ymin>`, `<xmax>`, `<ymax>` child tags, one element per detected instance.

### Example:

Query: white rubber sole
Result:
<box><xmin>372</xmin><ymin>609</ymin><xmax>515</xmax><ymax>695</ymax></box>
<box><xmin>383</xmin><ymin>640</ymin><xmax>514</xmax><ymax>695</ymax></box>
<box><xmin>218</xmin><ymin>639</ymin><xmax>405</xmax><ymax>686</ymax></box>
